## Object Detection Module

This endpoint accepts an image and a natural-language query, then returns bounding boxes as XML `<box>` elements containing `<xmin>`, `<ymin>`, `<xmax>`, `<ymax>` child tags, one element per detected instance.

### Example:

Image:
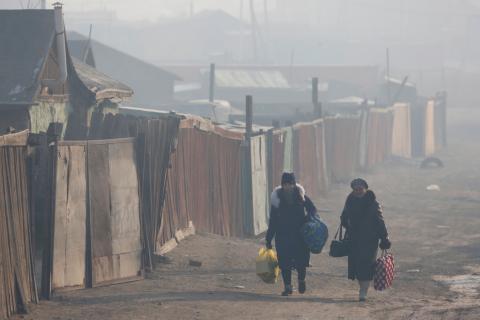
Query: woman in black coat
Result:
<box><xmin>266</xmin><ymin>172</ymin><xmax>316</xmax><ymax>296</ymax></box>
<box><xmin>341</xmin><ymin>178</ymin><xmax>391</xmax><ymax>301</ymax></box>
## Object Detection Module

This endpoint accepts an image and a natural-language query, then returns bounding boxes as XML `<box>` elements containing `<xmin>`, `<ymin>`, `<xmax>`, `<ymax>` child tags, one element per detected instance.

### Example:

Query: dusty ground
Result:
<box><xmin>15</xmin><ymin>109</ymin><xmax>480</xmax><ymax>320</ymax></box>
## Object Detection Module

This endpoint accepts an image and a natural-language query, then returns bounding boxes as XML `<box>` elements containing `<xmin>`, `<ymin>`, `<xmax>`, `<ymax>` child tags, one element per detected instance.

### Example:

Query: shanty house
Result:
<box><xmin>0</xmin><ymin>6</ymin><xmax>133</xmax><ymax>138</ymax></box>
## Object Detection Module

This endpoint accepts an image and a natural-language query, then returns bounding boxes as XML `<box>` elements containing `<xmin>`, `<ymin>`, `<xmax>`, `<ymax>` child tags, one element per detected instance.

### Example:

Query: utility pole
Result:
<box><xmin>209</xmin><ymin>63</ymin><xmax>216</xmax><ymax>103</ymax></box>
<box><xmin>245</xmin><ymin>95</ymin><xmax>253</xmax><ymax>142</ymax></box>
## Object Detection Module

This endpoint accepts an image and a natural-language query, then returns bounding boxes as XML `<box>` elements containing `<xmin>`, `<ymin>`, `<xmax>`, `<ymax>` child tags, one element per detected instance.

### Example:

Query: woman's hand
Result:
<box><xmin>379</xmin><ymin>238</ymin><xmax>392</xmax><ymax>250</ymax></box>
<box><xmin>266</xmin><ymin>241</ymin><xmax>273</xmax><ymax>250</ymax></box>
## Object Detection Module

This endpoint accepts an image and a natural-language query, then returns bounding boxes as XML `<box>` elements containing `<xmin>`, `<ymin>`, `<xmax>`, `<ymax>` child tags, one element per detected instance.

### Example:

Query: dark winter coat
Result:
<box><xmin>341</xmin><ymin>190</ymin><xmax>388</xmax><ymax>281</ymax></box>
<box><xmin>266</xmin><ymin>184</ymin><xmax>316</xmax><ymax>270</ymax></box>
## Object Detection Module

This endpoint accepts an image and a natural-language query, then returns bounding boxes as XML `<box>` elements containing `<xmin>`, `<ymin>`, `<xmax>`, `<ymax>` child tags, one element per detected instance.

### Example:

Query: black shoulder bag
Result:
<box><xmin>329</xmin><ymin>225</ymin><xmax>350</xmax><ymax>257</ymax></box>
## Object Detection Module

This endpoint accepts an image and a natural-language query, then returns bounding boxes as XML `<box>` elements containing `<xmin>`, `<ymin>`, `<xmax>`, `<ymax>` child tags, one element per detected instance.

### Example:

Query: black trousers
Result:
<box><xmin>281</xmin><ymin>267</ymin><xmax>306</xmax><ymax>286</ymax></box>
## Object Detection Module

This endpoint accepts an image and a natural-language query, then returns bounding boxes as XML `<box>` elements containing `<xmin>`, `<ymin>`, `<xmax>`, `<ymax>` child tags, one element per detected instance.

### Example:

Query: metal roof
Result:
<box><xmin>329</xmin><ymin>96</ymin><xmax>376</xmax><ymax>106</ymax></box>
<box><xmin>213</xmin><ymin>69</ymin><xmax>291</xmax><ymax>89</ymax></box>
<box><xmin>0</xmin><ymin>10</ymin><xmax>55</xmax><ymax>104</ymax></box>
<box><xmin>72</xmin><ymin>57</ymin><xmax>133</xmax><ymax>100</ymax></box>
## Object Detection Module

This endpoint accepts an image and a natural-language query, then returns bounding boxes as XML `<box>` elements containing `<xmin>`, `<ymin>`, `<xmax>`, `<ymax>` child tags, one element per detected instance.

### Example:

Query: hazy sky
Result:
<box><xmin>28</xmin><ymin>0</ymin><xmax>261</xmax><ymax>21</ymax></box>
<box><xmin>8</xmin><ymin>0</ymin><xmax>480</xmax><ymax>22</ymax></box>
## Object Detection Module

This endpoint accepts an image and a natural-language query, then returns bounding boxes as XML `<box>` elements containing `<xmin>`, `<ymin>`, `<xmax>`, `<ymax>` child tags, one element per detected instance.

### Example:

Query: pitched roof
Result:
<box><xmin>72</xmin><ymin>57</ymin><xmax>133</xmax><ymax>100</ymax></box>
<box><xmin>0</xmin><ymin>10</ymin><xmax>55</xmax><ymax>105</ymax></box>
<box><xmin>0</xmin><ymin>10</ymin><xmax>133</xmax><ymax>105</ymax></box>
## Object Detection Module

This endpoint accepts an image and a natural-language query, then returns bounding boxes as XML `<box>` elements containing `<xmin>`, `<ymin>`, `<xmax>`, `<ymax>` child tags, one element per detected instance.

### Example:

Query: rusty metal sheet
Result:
<box><xmin>293</xmin><ymin>123</ymin><xmax>323</xmax><ymax>197</ymax></box>
<box><xmin>424</xmin><ymin>100</ymin><xmax>436</xmax><ymax>156</ymax></box>
<box><xmin>325</xmin><ymin>116</ymin><xmax>361</xmax><ymax>183</ymax></box>
<box><xmin>52</xmin><ymin>144</ymin><xmax>87</xmax><ymax>291</ymax></box>
<box><xmin>210</xmin><ymin>133</ymin><xmax>243</xmax><ymax>237</ymax></box>
<box><xmin>0</xmin><ymin>146</ymin><xmax>36</xmax><ymax>318</ymax></box>
<box><xmin>157</xmin><ymin>125</ymin><xmax>245</xmax><ymax>251</ymax></box>
<box><xmin>313</xmin><ymin>122</ymin><xmax>329</xmax><ymax>191</ymax></box>
<box><xmin>155</xmin><ymin>129</ymin><xmax>193</xmax><ymax>252</ymax></box>
<box><xmin>290</xmin><ymin>120</ymin><xmax>328</xmax><ymax>196</ymax></box>
<box><xmin>366</xmin><ymin>109</ymin><xmax>394</xmax><ymax>168</ymax></box>
<box><xmin>391</xmin><ymin>104</ymin><xmax>412</xmax><ymax>158</ymax></box>
<box><xmin>434</xmin><ymin>92</ymin><xmax>447</xmax><ymax>149</ymax></box>
<box><xmin>135</xmin><ymin>117</ymin><xmax>180</xmax><ymax>268</ymax></box>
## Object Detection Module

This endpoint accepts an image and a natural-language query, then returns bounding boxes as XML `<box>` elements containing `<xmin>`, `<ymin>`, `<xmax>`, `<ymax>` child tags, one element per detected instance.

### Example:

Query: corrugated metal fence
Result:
<box><xmin>156</xmin><ymin>121</ymin><xmax>245</xmax><ymax>253</ymax></box>
<box><xmin>0</xmin><ymin>140</ymin><xmax>37</xmax><ymax>318</ymax></box>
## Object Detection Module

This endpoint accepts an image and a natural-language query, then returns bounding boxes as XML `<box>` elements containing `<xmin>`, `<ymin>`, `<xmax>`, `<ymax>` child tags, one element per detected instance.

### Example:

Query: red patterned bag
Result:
<box><xmin>374</xmin><ymin>250</ymin><xmax>395</xmax><ymax>291</ymax></box>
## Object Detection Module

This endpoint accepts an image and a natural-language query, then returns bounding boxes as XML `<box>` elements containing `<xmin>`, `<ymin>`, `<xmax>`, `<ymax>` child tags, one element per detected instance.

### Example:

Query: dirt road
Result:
<box><xmin>15</xmin><ymin>109</ymin><xmax>480</xmax><ymax>320</ymax></box>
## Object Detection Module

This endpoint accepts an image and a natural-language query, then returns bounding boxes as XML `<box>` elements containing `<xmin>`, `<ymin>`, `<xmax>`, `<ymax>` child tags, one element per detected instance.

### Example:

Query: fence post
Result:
<box><xmin>245</xmin><ymin>95</ymin><xmax>253</xmax><ymax>142</ymax></box>
<box><xmin>242</xmin><ymin>95</ymin><xmax>254</xmax><ymax>236</ymax></box>
<box><xmin>209</xmin><ymin>63</ymin><xmax>216</xmax><ymax>103</ymax></box>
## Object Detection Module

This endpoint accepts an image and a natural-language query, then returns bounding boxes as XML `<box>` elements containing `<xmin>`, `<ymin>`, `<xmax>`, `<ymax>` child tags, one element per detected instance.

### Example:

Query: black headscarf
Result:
<box><xmin>350</xmin><ymin>178</ymin><xmax>369</xmax><ymax>189</ymax></box>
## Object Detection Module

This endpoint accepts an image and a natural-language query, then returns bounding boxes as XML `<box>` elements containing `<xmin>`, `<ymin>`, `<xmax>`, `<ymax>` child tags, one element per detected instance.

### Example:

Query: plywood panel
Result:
<box><xmin>89</xmin><ymin>140</ymin><xmax>142</xmax><ymax>285</ymax></box>
<box><xmin>52</xmin><ymin>145</ymin><xmax>87</xmax><ymax>290</ymax></box>
<box><xmin>88</xmin><ymin>144</ymin><xmax>113</xmax><ymax>260</ymax></box>
<box><xmin>251</xmin><ymin>135</ymin><xmax>269</xmax><ymax>235</ymax></box>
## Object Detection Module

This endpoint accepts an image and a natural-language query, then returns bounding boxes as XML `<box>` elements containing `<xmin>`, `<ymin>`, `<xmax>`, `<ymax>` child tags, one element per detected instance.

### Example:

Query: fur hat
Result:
<box><xmin>271</xmin><ymin>184</ymin><xmax>305</xmax><ymax>208</ymax></box>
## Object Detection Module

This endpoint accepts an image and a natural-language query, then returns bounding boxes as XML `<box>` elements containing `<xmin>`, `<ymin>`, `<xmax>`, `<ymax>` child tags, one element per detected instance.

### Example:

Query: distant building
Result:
<box><xmin>0</xmin><ymin>7</ymin><xmax>133</xmax><ymax>138</ymax></box>
<box><xmin>68</xmin><ymin>31</ymin><xmax>180</xmax><ymax>107</ymax></box>
<box><xmin>168</xmin><ymin>64</ymin><xmax>379</xmax><ymax>104</ymax></box>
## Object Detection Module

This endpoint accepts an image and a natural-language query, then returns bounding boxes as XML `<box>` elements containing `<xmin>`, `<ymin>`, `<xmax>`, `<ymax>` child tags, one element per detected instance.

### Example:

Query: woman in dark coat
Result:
<box><xmin>341</xmin><ymin>178</ymin><xmax>391</xmax><ymax>301</ymax></box>
<box><xmin>266</xmin><ymin>172</ymin><xmax>317</xmax><ymax>296</ymax></box>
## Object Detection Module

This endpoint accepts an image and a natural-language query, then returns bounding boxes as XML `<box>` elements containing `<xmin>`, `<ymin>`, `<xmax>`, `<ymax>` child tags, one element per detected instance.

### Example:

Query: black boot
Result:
<box><xmin>297</xmin><ymin>267</ymin><xmax>307</xmax><ymax>294</ymax></box>
<box><xmin>281</xmin><ymin>284</ymin><xmax>293</xmax><ymax>296</ymax></box>
<box><xmin>298</xmin><ymin>280</ymin><xmax>306</xmax><ymax>294</ymax></box>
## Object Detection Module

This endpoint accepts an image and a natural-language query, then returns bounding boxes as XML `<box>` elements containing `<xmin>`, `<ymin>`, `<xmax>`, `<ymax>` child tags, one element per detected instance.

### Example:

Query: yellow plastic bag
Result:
<box><xmin>256</xmin><ymin>248</ymin><xmax>280</xmax><ymax>284</ymax></box>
